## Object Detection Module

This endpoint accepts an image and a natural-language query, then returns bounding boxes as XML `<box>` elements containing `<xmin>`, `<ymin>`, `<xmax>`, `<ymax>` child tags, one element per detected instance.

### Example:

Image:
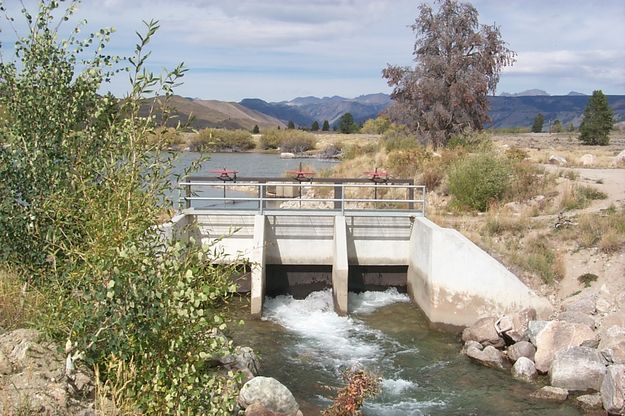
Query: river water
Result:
<box><xmin>228</xmin><ymin>289</ymin><xmax>580</xmax><ymax>416</ymax></box>
<box><xmin>168</xmin><ymin>152</ymin><xmax>338</xmax><ymax>208</ymax></box>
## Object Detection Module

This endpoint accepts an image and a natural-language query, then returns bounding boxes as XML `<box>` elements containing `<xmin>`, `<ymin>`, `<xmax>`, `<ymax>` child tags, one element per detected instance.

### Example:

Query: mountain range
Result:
<box><xmin>161</xmin><ymin>92</ymin><xmax>625</xmax><ymax>131</ymax></box>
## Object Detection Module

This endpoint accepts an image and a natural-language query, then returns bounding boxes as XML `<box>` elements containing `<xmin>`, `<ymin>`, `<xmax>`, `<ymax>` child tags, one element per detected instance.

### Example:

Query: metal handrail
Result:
<box><xmin>178</xmin><ymin>180</ymin><xmax>426</xmax><ymax>217</ymax></box>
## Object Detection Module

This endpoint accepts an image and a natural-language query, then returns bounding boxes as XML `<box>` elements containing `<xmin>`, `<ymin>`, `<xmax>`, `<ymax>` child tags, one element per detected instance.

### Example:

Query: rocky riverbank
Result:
<box><xmin>0</xmin><ymin>326</ymin><xmax>303</xmax><ymax>415</ymax></box>
<box><xmin>461</xmin><ymin>286</ymin><xmax>625</xmax><ymax>414</ymax></box>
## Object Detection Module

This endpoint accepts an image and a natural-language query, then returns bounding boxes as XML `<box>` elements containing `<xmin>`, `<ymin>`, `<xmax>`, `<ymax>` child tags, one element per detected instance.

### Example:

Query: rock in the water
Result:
<box><xmin>462</xmin><ymin>317</ymin><xmax>505</xmax><ymax>348</ymax></box>
<box><xmin>549</xmin><ymin>155</ymin><xmax>568</xmax><ymax>166</ymax></box>
<box><xmin>461</xmin><ymin>340</ymin><xmax>483</xmax><ymax>354</ymax></box>
<box><xmin>221</xmin><ymin>346</ymin><xmax>260</xmax><ymax>381</ymax></box>
<box><xmin>549</xmin><ymin>346</ymin><xmax>607</xmax><ymax>391</ymax></box>
<box><xmin>466</xmin><ymin>345</ymin><xmax>510</xmax><ymax>370</ymax></box>
<box><xmin>238</xmin><ymin>377</ymin><xmax>300</xmax><ymax>415</ymax></box>
<box><xmin>601</xmin><ymin>365</ymin><xmax>625</xmax><ymax>415</ymax></box>
<box><xmin>530</xmin><ymin>386</ymin><xmax>568</xmax><ymax>401</ymax></box>
<box><xmin>507</xmin><ymin>341</ymin><xmax>536</xmax><ymax>362</ymax></box>
<box><xmin>528</xmin><ymin>320</ymin><xmax>549</xmax><ymax>346</ymax></box>
<box><xmin>579</xmin><ymin>154</ymin><xmax>596</xmax><ymax>166</ymax></box>
<box><xmin>558</xmin><ymin>310</ymin><xmax>596</xmax><ymax>328</ymax></box>
<box><xmin>575</xmin><ymin>393</ymin><xmax>603</xmax><ymax>411</ymax></box>
<box><xmin>512</xmin><ymin>357</ymin><xmax>537</xmax><ymax>382</ymax></box>
<box><xmin>534</xmin><ymin>320</ymin><xmax>596</xmax><ymax>373</ymax></box>
<box><xmin>506</xmin><ymin>308</ymin><xmax>536</xmax><ymax>343</ymax></box>
<box><xmin>561</xmin><ymin>296</ymin><xmax>596</xmax><ymax>315</ymax></box>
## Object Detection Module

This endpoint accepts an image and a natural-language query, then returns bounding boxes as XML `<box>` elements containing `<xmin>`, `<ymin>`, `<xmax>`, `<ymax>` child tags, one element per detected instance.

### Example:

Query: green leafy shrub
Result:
<box><xmin>383</xmin><ymin>126</ymin><xmax>420</xmax><ymax>151</ymax></box>
<box><xmin>387</xmin><ymin>148</ymin><xmax>431</xmax><ymax>178</ymax></box>
<box><xmin>341</xmin><ymin>142</ymin><xmax>379</xmax><ymax>160</ymax></box>
<box><xmin>577</xmin><ymin>273</ymin><xmax>598</xmax><ymax>288</ymax></box>
<box><xmin>190</xmin><ymin>128</ymin><xmax>255</xmax><ymax>152</ymax></box>
<box><xmin>448</xmin><ymin>153</ymin><xmax>511</xmax><ymax>211</ymax></box>
<box><xmin>259</xmin><ymin>128</ymin><xmax>316</xmax><ymax>152</ymax></box>
<box><xmin>510</xmin><ymin>238</ymin><xmax>564</xmax><ymax>284</ymax></box>
<box><xmin>0</xmin><ymin>3</ymin><xmax>242</xmax><ymax>414</ymax></box>
<box><xmin>447</xmin><ymin>131</ymin><xmax>492</xmax><ymax>151</ymax></box>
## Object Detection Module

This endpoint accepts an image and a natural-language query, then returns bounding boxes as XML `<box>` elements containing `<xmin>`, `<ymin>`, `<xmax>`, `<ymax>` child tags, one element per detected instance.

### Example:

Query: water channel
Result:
<box><xmin>176</xmin><ymin>152</ymin><xmax>580</xmax><ymax>415</ymax></box>
<box><xmin>228</xmin><ymin>289</ymin><xmax>579</xmax><ymax>416</ymax></box>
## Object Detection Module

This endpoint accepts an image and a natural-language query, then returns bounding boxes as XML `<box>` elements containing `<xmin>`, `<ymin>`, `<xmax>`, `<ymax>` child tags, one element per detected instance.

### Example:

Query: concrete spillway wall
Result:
<box><xmin>163</xmin><ymin>212</ymin><xmax>552</xmax><ymax>326</ymax></box>
<box><xmin>407</xmin><ymin>218</ymin><xmax>552</xmax><ymax>326</ymax></box>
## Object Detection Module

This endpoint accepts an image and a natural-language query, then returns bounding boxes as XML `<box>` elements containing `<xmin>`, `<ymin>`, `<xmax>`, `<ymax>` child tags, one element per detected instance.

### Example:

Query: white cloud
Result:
<box><xmin>1</xmin><ymin>0</ymin><xmax>623</xmax><ymax>100</ymax></box>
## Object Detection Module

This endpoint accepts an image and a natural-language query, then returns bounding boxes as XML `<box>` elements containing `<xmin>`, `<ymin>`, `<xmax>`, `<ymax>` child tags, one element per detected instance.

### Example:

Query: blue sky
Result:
<box><xmin>1</xmin><ymin>0</ymin><xmax>624</xmax><ymax>101</ymax></box>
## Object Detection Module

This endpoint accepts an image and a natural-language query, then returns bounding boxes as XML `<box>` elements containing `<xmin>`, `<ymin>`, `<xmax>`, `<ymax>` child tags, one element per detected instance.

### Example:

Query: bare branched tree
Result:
<box><xmin>383</xmin><ymin>0</ymin><xmax>516</xmax><ymax>147</ymax></box>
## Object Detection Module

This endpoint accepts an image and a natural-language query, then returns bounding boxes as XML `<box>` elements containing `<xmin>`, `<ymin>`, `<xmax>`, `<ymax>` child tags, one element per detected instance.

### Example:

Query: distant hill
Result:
<box><xmin>145</xmin><ymin>95</ymin><xmax>286</xmax><ymax>130</ymax></box>
<box><xmin>500</xmin><ymin>89</ymin><xmax>550</xmax><ymax>97</ymax></box>
<box><xmin>240</xmin><ymin>94</ymin><xmax>391</xmax><ymax>128</ymax></box>
<box><xmin>157</xmin><ymin>92</ymin><xmax>625</xmax><ymax>131</ymax></box>
<box><xmin>487</xmin><ymin>95</ymin><xmax>625</xmax><ymax>128</ymax></box>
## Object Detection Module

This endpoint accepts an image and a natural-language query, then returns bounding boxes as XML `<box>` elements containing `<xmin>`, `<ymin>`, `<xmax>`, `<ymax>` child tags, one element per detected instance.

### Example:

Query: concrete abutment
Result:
<box><xmin>166</xmin><ymin>212</ymin><xmax>552</xmax><ymax>326</ymax></box>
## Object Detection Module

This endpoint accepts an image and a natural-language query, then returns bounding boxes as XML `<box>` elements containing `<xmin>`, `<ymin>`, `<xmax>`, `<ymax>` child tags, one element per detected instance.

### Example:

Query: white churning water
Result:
<box><xmin>262</xmin><ymin>288</ymin><xmax>445</xmax><ymax>415</ymax></box>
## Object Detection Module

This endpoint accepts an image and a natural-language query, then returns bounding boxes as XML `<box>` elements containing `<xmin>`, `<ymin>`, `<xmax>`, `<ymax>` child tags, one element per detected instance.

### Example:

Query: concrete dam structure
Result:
<box><xmin>164</xmin><ymin>177</ymin><xmax>552</xmax><ymax>327</ymax></box>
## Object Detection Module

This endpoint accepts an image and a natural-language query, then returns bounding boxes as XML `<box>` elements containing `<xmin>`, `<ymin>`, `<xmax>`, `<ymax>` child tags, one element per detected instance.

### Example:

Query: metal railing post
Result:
<box><xmin>185</xmin><ymin>183</ymin><xmax>191</xmax><ymax>209</ymax></box>
<box><xmin>408</xmin><ymin>186</ymin><xmax>414</xmax><ymax>211</ymax></box>
<box><xmin>341</xmin><ymin>184</ymin><xmax>345</xmax><ymax>215</ymax></box>
<box><xmin>334</xmin><ymin>183</ymin><xmax>342</xmax><ymax>212</ymax></box>
<box><xmin>259</xmin><ymin>183</ymin><xmax>265</xmax><ymax>214</ymax></box>
<box><xmin>423</xmin><ymin>186</ymin><xmax>427</xmax><ymax>217</ymax></box>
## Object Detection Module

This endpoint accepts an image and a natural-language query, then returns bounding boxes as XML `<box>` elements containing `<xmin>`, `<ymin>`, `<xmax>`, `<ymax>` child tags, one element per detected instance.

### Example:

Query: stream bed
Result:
<box><xmin>229</xmin><ymin>288</ymin><xmax>580</xmax><ymax>416</ymax></box>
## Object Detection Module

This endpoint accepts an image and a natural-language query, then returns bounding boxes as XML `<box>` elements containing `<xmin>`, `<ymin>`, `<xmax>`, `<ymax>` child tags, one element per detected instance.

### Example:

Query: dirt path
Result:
<box><xmin>544</xmin><ymin>166</ymin><xmax>625</xmax><ymax>302</ymax></box>
<box><xmin>543</xmin><ymin>165</ymin><xmax>625</xmax><ymax>212</ymax></box>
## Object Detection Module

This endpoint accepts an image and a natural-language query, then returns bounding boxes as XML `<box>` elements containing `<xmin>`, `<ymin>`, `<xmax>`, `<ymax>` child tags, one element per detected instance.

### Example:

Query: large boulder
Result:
<box><xmin>511</xmin><ymin>357</ymin><xmax>537</xmax><ymax>382</ymax></box>
<box><xmin>496</xmin><ymin>309</ymin><xmax>536</xmax><ymax>343</ymax></box>
<box><xmin>548</xmin><ymin>155</ymin><xmax>567</xmax><ymax>166</ymax></box>
<box><xmin>558</xmin><ymin>310</ymin><xmax>596</xmax><ymax>328</ymax></box>
<box><xmin>601</xmin><ymin>365</ymin><xmax>625</xmax><ymax>415</ymax></box>
<box><xmin>507</xmin><ymin>341</ymin><xmax>536</xmax><ymax>363</ymax></box>
<box><xmin>533</xmin><ymin>321</ymin><xmax>596</xmax><ymax>373</ymax></box>
<box><xmin>601</xmin><ymin>313</ymin><xmax>625</xmax><ymax>331</ymax></box>
<box><xmin>530</xmin><ymin>386</ymin><xmax>568</xmax><ymax>402</ymax></box>
<box><xmin>561</xmin><ymin>296</ymin><xmax>596</xmax><ymax>315</ymax></box>
<box><xmin>465</xmin><ymin>345</ymin><xmax>510</xmax><ymax>370</ymax></box>
<box><xmin>599</xmin><ymin>326</ymin><xmax>625</xmax><ymax>365</ymax></box>
<box><xmin>575</xmin><ymin>393</ymin><xmax>603</xmax><ymax>411</ymax></box>
<box><xmin>612</xmin><ymin>149</ymin><xmax>625</xmax><ymax>167</ymax></box>
<box><xmin>0</xmin><ymin>329</ymin><xmax>94</xmax><ymax>415</ymax></box>
<box><xmin>238</xmin><ymin>377</ymin><xmax>300</xmax><ymax>416</ymax></box>
<box><xmin>528</xmin><ymin>320</ymin><xmax>549</xmax><ymax>346</ymax></box>
<box><xmin>462</xmin><ymin>317</ymin><xmax>505</xmax><ymax>348</ymax></box>
<box><xmin>549</xmin><ymin>346</ymin><xmax>607</xmax><ymax>391</ymax></box>
<box><xmin>579</xmin><ymin>154</ymin><xmax>596</xmax><ymax>166</ymax></box>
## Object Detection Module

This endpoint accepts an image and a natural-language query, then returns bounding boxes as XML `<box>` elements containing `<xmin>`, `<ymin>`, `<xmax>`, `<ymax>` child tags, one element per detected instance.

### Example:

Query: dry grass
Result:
<box><xmin>95</xmin><ymin>357</ymin><xmax>141</xmax><ymax>416</ymax></box>
<box><xmin>556</xmin><ymin>184</ymin><xmax>608</xmax><ymax>212</ymax></box>
<box><xmin>509</xmin><ymin>237</ymin><xmax>565</xmax><ymax>284</ymax></box>
<box><xmin>481</xmin><ymin>212</ymin><xmax>529</xmax><ymax>236</ymax></box>
<box><xmin>557</xmin><ymin>206</ymin><xmax>625</xmax><ymax>252</ymax></box>
<box><xmin>0</xmin><ymin>268</ymin><xmax>42</xmax><ymax>330</ymax></box>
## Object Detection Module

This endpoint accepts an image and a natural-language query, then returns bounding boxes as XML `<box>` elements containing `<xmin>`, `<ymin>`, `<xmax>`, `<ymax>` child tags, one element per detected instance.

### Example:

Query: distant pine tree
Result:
<box><xmin>287</xmin><ymin>120</ymin><xmax>295</xmax><ymax>129</ymax></box>
<box><xmin>531</xmin><ymin>113</ymin><xmax>544</xmax><ymax>133</ymax></box>
<box><xmin>322</xmin><ymin>120</ymin><xmax>330</xmax><ymax>131</ymax></box>
<box><xmin>579</xmin><ymin>90</ymin><xmax>613</xmax><ymax>145</ymax></box>
<box><xmin>311</xmin><ymin>120</ymin><xmax>320</xmax><ymax>131</ymax></box>
<box><xmin>252</xmin><ymin>124</ymin><xmax>260</xmax><ymax>134</ymax></box>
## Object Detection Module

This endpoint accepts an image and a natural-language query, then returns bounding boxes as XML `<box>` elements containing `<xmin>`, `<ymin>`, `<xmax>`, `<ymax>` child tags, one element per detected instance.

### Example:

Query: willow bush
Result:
<box><xmin>0</xmin><ymin>1</ymin><xmax>240</xmax><ymax>413</ymax></box>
